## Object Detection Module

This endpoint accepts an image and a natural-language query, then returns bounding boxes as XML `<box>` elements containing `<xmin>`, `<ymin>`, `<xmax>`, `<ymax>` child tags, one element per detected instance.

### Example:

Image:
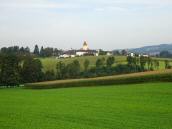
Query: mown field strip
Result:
<box><xmin>25</xmin><ymin>69</ymin><xmax>172</xmax><ymax>89</ymax></box>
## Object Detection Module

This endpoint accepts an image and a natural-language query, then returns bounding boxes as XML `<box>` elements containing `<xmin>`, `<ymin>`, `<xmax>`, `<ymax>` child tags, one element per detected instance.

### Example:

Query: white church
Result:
<box><xmin>58</xmin><ymin>41</ymin><xmax>98</xmax><ymax>58</ymax></box>
<box><xmin>76</xmin><ymin>41</ymin><xmax>97</xmax><ymax>56</ymax></box>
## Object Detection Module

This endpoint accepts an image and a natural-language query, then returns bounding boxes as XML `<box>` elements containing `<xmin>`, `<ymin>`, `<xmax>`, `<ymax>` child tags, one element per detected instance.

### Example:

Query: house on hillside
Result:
<box><xmin>106</xmin><ymin>51</ymin><xmax>113</xmax><ymax>56</ymax></box>
<box><xmin>58</xmin><ymin>50</ymin><xmax>76</xmax><ymax>58</ymax></box>
<box><xmin>127</xmin><ymin>53</ymin><xmax>135</xmax><ymax>57</ymax></box>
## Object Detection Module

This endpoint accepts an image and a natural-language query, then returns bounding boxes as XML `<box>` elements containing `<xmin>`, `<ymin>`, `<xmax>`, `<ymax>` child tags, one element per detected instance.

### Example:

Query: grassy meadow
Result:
<box><xmin>40</xmin><ymin>55</ymin><xmax>172</xmax><ymax>72</ymax></box>
<box><xmin>40</xmin><ymin>56</ymin><xmax>127</xmax><ymax>72</ymax></box>
<box><xmin>0</xmin><ymin>83</ymin><xmax>172</xmax><ymax>129</ymax></box>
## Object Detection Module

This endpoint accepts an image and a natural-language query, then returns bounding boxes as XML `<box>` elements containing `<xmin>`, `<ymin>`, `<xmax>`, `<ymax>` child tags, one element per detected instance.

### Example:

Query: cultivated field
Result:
<box><xmin>0</xmin><ymin>83</ymin><xmax>172</xmax><ymax>129</ymax></box>
<box><xmin>25</xmin><ymin>69</ymin><xmax>172</xmax><ymax>89</ymax></box>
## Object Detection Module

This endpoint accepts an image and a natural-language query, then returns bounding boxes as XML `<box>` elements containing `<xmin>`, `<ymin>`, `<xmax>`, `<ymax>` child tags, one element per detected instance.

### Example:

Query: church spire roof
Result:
<box><xmin>83</xmin><ymin>41</ymin><xmax>87</xmax><ymax>46</ymax></box>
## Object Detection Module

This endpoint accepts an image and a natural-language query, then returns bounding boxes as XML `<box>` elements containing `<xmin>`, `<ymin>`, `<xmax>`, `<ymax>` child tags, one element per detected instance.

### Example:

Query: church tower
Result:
<box><xmin>82</xmin><ymin>41</ymin><xmax>89</xmax><ymax>50</ymax></box>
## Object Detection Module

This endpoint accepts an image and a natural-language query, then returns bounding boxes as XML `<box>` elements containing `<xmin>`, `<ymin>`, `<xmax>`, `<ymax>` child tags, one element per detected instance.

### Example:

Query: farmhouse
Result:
<box><xmin>127</xmin><ymin>53</ymin><xmax>135</xmax><ymax>57</ymax></box>
<box><xmin>58</xmin><ymin>50</ymin><xmax>76</xmax><ymax>58</ymax></box>
<box><xmin>127</xmin><ymin>52</ymin><xmax>149</xmax><ymax>57</ymax></box>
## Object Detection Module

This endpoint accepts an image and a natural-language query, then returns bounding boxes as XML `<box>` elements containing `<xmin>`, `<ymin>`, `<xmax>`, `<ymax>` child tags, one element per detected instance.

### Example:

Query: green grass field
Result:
<box><xmin>40</xmin><ymin>56</ymin><xmax>127</xmax><ymax>72</ymax></box>
<box><xmin>0</xmin><ymin>83</ymin><xmax>172</xmax><ymax>129</ymax></box>
<box><xmin>40</xmin><ymin>56</ymin><xmax>171</xmax><ymax>72</ymax></box>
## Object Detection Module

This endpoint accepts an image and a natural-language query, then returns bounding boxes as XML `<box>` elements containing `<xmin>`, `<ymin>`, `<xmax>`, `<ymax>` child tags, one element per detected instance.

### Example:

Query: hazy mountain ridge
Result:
<box><xmin>129</xmin><ymin>44</ymin><xmax>172</xmax><ymax>55</ymax></box>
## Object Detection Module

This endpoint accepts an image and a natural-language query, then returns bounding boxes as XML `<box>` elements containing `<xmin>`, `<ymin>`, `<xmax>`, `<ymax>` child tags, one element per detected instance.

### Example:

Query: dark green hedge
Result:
<box><xmin>25</xmin><ymin>70</ymin><xmax>172</xmax><ymax>89</ymax></box>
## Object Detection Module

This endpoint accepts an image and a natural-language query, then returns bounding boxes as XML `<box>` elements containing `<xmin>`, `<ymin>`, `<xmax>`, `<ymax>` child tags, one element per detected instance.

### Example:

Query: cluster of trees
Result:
<box><xmin>0</xmin><ymin>45</ymin><xmax>54</xmax><ymax>87</ymax></box>
<box><xmin>34</xmin><ymin>45</ymin><xmax>62</xmax><ymax>57</ymax></box>
<box><xmin>158</xmin><ymin>51</ymin><xmax>172</xmax><ymax>58</ymax></box>
<box><xmin>112</xmin><ymin>50</ymin><xmax>128</xmax><ymax>56</ymax></box>
<box><xmin>56</xmin><ymin>60</ymin><xmax>81</xmax><ymax>79</ymax></box>
<box><xmin>56</xmin><ymin>56</ymin><xmax>115</xmax><ymax>79</ymax></box>
<box><xmin>0</xmin><ymin>45</ymin><xmax>62</xmax><ymax>58</ymax></box>
<box><xmin>0</xmin><ymin>54</ymin><xmax>45</xmax><ymax>87</ymax></box>
<box><xmin>126</xmin><ymin>56</ymin><xmax>159</xmax><ymax>71</ymax></box>
<box><xmin>164</xmin><ymin>60</ymin><xmax>172</xmax><ymax>69</ymax></box>
<box><xmin>0</xmin><ymin>46</ymin><xmax>30</xmax><ymax>55</ymax></box>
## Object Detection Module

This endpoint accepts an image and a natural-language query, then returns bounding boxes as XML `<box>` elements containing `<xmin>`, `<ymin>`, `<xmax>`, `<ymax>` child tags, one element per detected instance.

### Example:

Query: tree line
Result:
<box><xmin>158</xmin><ymin>51</ymin><xmax>172</xmax><ymax>58</ymax></box>
<box><xmin>0</xmin><ymin>45</ymin><xmax>62</xmax><ymax>58</ymax></box>
<box><xmin>0</xmin><ymin>46</ymin><xmax>172</xmax><ymax>87</ymax></box>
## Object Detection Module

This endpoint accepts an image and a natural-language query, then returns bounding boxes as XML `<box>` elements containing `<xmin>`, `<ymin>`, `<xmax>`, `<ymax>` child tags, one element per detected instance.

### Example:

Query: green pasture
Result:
<box><xmin>40</xmin><ymin>56</ymin><xmax>170</xmax><ymax>72</ymax></box>
<box><xmin>40</xmin><ymin>56</ymin><xmax>126</xmax><ymax>72</ymax></box>
<box><xmin>0</xmin><ymin>83</ymin><xmax>172</xmax><ymax>129</ymax></box>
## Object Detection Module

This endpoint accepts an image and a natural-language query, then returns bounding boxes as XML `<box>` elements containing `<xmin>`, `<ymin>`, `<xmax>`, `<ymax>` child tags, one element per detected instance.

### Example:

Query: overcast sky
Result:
<box><xmin>0</xmin><ymin>0</ymin><xmax>172</xmax><ymax>50</ymax></box>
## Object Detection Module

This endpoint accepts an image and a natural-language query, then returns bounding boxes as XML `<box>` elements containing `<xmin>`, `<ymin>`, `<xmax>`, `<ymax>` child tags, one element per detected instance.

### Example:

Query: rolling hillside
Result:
<box><xmin>129</xmin><ymin>44</ymin><xmax>172</xmax><ymax>55</ymax></box>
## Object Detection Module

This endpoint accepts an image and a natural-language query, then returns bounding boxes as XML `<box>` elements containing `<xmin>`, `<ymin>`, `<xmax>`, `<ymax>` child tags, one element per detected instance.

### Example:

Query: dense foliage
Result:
<box><xmin>159</xmin><ymin>51</ymin><xmax>172</xmax><ymax>58</ymax></box>
<box><xmin>0</xmin><ymin>54</ymin><xmax>21</xmax><ymax>86</ymax></box>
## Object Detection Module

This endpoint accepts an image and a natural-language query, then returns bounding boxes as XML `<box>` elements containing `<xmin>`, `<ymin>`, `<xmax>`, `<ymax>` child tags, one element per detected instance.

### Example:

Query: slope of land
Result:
<box><xmin>129</xmin><ymin>43</ymin><xmax>172</xmax><ymax>55</ymax></box>
<box><xmin>25</xmin><ymin>69</ymin><xmax>172</xmax><ymax>89</ymax></box>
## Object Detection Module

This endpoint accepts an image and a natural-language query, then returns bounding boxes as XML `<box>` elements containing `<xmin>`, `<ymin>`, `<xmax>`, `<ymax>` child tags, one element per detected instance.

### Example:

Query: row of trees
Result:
<box><xmin>0</xmin><ymin>46</ymin><xmax>30</xmax><ymax>55</ymax></box>
<box><xmin>1</xmin><ymin>52</ymin><xmax>172</xmax><ymax>87</ymax></box>
<box><xmin>0</xmin><ymin>45</ymin><xmax>129</xmax><ymax>58</ymax></box>
<box><xmin>0</xmin><ymin>45</ymin><xmax>62</xmax><ymax>57</ymax></box>
<box><xmin>158</xmin><ymin>51</ymin><xmax>172</xmax><ymax>58</ymax></box>
<box><xmin>55</xmin><ymin>55</ymin><xmax>164</xmax><ymax>80</ymax></box>
<box><xmin>34</xmin><ymin>45</ymin><xmax>62</xmax><ymax>57</ymax></box>
<box><xmin>127</xmin><ymin>56</ymin><xmax>160</xmax><ymax>71</ymax></box>
<box><xmin>56</xmin><ymin>56</ymin><xmax>115</xmax><ymax>79</ymax></box>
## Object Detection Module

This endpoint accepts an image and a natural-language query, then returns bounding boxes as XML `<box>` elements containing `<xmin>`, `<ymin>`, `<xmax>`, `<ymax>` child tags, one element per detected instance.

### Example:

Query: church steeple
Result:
<box><xmin>82</xmin><ymin>41</ymin><xmax>89</xmax><ymax>50</ymax></box>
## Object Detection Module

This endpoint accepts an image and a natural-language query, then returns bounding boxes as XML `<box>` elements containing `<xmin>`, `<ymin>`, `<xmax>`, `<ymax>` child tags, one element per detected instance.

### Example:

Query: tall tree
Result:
<box><xmin>56</xmin><ymin>61</ymin><xmax>66</xmax><ymax>79</ymax></box>
<box><xmin>21</xmin><ymin>56</ymin><xmax>44</xmax><ymax>83</ymax></box>
<box><xmin>84</xmin><ymin>59</ymin><xmax>90</xmax><ymax>71</ymax></box>
<box><xmin>0</xmin><ymin>54</ymin><xmax>21</xmax><ymax>86</ymax></box>
<box><xmin>147</xmin><ymin>57</ymin><xmax>152</xmax><ymax>70</ymax></box>
<box><xmin>40</xmin><ymin>46</ymin><xmax>44</xmax><ymax>57</ymax></box>
<box><xmin>66</xmin><ymin>60</ymin><xmax>81</xmax><ymax>78</ymax></box>
<box><xmin>153</xmin><ymin>60</ymin><xmax>159</xmax><ymax>70</ymax></box>
<box><xmin>96</xmin><ymin>58</ymin><xmax>104</xmax><ymax>69</ymax></box>
<box><xmin>106</xmin><ymin>56</ymin><xmax>115</xmax><ymax>67</ymax></box>
<box><xmin>140</xmin><ymin>56</ymin><xmax>147</xmax><ymax>71</ymax></box>
<box><xmin>165</xmin><ymin>60</ymin><xmax>171</xmax><ymax>69</ymax></box>
<box><xmin>121</xmin><ymin>49</ymin><xmax>127</xmax><ymax>55</ymax></box>
<box><xmin>159</xmin><ymin>51</ymin><xmax>172</xmax><ymax>58</ymax></box>
<box><xmin>33</xmin><ymin>45</ymin><xmax>39</xmax><ymax>56</ymax></box>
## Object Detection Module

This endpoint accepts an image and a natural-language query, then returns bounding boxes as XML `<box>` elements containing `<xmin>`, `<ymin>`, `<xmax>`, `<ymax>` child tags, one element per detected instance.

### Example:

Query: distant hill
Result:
<box><xmin>129</xmin><ymin>44</ymin><xmax>172</xmax><ymax>55</ymax></box>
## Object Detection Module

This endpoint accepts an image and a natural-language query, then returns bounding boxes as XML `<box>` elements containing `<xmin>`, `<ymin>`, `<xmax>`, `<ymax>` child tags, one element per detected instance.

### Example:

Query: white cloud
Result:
<box><xmin>0</xmin><ymin>2</ymin><xmax>79</xmax><ymax>10</ymax></box>
<box><xmin>95</xmin><ymin>6</ymin><xmax>127</xmax><ymax>12</ymax></box>
<box><xmin>0</xmin><ymin>0</ymin><xmax>171</xmax><ymax>12</ymax></box>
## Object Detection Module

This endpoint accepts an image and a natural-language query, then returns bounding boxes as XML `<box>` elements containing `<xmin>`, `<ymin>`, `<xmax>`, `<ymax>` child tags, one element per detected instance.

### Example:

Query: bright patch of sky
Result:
<box><xmin>0</xmin><ymin>0</ymin><xmax>172</xmax><ymax>50</ymax></box>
